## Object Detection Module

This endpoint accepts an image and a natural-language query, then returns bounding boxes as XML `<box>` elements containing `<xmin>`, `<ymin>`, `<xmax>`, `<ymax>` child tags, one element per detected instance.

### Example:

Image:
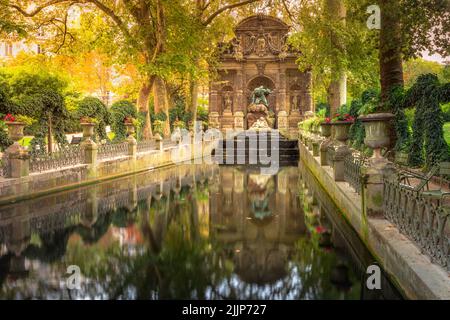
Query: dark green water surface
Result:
<box><xmin>0</xmin><ymin>164</ymin><xmax>403</xmax><ymax>299</ymax></box>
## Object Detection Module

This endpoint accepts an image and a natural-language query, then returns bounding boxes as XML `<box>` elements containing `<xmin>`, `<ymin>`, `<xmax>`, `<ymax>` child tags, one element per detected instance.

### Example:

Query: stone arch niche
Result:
<box><xmin>289</xmin><ymin>83</ymin><xmax>302</xmax><ymax>115</ymax></box>
<box><xmin>247</xmin><ymin>76</ymin><xmax>276</xmax><ymax>113</ymax></box>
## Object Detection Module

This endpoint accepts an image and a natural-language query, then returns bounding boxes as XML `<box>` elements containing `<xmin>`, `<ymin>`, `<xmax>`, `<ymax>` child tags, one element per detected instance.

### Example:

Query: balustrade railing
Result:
<box><xmin>383</xmin><ymin>178</ymin><xmax>450</xmax><ymax>271</ymax></box>
<box><xmin>163</xmin><ymin>138</ymin><xmax>178</xmax><ymax>149</ymax></box>
<box><xmin>137</xmin><ymin>140</ymin><xmax>156</xmax><ymax>154</ymax></box>
<box><xmin>30</xmin><ymin>145</ymin><xmax>84</xmax><ymax>173</ymax></box>
<box><xmin>344</xmin><ymin>152</ymin><xmax>367</xmax><ymax>194</ymax></box>
<box><xmin>97</xmin><ymin>142</ymin><xmax>129</xmax><ymax>160</ymax></box>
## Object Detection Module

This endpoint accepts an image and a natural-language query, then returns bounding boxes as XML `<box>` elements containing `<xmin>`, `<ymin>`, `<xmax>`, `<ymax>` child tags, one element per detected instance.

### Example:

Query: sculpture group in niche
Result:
<box><xmin>247</xmin><ymin>86</ymin><xmax>274</xmax><ymax>130</ymax></box>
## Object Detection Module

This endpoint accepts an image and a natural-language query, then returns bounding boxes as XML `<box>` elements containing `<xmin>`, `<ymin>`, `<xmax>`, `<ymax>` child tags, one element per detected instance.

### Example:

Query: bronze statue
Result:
<box><xmin>251</xmin><ymin>86</ymin><xmax>272</xmax><ymax>107</ymax></box>
<box><xmin>247</xmin><ymin>86</ymin><xmax>274</xmax><ymax>129</ymax></box>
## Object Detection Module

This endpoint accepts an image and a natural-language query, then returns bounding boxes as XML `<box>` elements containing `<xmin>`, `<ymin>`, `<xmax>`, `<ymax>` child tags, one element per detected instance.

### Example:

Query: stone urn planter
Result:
<box><xmin>332</xmin><ymin>121</ymin><xmax>353</xmax><ymax>144</ymax></box>
<box><xmin>320</xmin><ymin>123</ymin><xmax>332</xmax><ymax>138</ymax></box>
<box><xmin>80</xmin><ymin>122</ymin><xmax>96</xmax><ymax>141</ymax></box>
<box><xmin>360</xmin><ymin>113</ymin><xmax>394</xmax><ymax>158</ymax></box>
<box><xmin>5</xmin><ymin>122</ymin><xmax>26</xmax><ymax>144</ymax></box>
<box><xmin>124</xmin><ymin>122</ymin><xmax>136</xmax><ymax>137</ymax></box>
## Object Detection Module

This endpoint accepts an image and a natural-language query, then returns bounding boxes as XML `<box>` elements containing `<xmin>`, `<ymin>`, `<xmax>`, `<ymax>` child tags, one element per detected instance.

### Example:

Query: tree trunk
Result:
<box><xmin>153</xmin><ymin>76</ymin><xmax>171</xmax><ymax>137</ymax></box>
<box><xmin>327</xmin><ymin>74</ymin><xmax>347</xmax><ymax>116</ymax></box>
<box><xmin>190</xmin><ymin>79</ymin><xmax>199</xmax><ymax>126</ymax></box>
<box><xmin>379</xmin><ymin>0</ymin><xmax>404</xmax><ymax>104</ymax></box>
<box><xmin>326</xmin><ymin>0</ymin><xmax>347</xmax><ymax>116</ymax></box>
<box><xmin>137</xmin><ymin>80</ymin><xmax>153</xmax><ymax>139</ymax></box>
<box><xmin>47</xmin><ymin>114</ymin><xmax>53</xmax><ymax>153</ymax></box>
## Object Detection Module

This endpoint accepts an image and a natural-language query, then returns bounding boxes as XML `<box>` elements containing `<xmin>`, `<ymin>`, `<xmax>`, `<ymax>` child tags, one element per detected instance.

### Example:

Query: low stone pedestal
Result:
<box><xmin>331</xmin><ymin>144</ymin><xmax>351</xmax><ymax>181</ymax></box>
<box><xmin>363</xmin><ymin>157</ymin><xmax>396</xmax><ymax>217</ymax></box>
<box><xmin>320</xmin><ymin>139</ymin><xmax>333</xmax><ymax>166</ymax></box>
<box><xmin>7</xmin><ymin>151</ymin><xmax>30</xmax><ymax>178</ymax></box>
<box><xmin>312</xmin><ymin>137</ymin><xmax>321</xmax><ymax>157</ymax></box>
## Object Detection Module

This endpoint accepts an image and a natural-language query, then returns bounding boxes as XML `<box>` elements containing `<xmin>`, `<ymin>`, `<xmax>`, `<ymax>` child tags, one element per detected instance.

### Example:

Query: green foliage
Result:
<box><xmin>357</xmin><ymin>89</ymin><xmax>380</xmax><ymax>116</ymax></box>
<box><xmin>442</xmin><ymin>103</ymin><xmax>450</xmax><ymax>122</ymax></box>
<box><xmin>0</xmin><ymin>69</ymin><xmax>70</xmax><ymax>151</ymax></box>
<box><xmin>76</xmin><ymin>97</ymin><xmax>111</xmax><ymax>141</ymax></box>
<box><xmin>197</xmin><ymin>105</ymin><xmax>209</xmax><ymax>124</ymax></box>
<box><xmin>110</xmin><ymin>100</ymin><xmax>138</xmax><ymax>142</ymax></box>
<box><xmin>405</xmin><ymin>74</ymin><xmax>450</xmax><ymax>167</ymax></box>
<box><xmin>168</xmin><ymin>97</ymin><xmax>192</xmax><ymax>130</ymax></box>
<box><xmin>316</xmin><ymin>102</ymin><xmax>330</xmax><ymax>118</ymax></box>
<box><xmin>387</xmin><ymin>86</ymin><xmax>411</xmax><ymax>152</ymax></box>
<box><xmin>348</xmin><ymin>99</ymin><xmax>365</xmax><ymax>150</ymax></box>
<box><xmin>0</xmin><ymin>120</ymin><xmax>12</xmax><ymax>151</ymax></box>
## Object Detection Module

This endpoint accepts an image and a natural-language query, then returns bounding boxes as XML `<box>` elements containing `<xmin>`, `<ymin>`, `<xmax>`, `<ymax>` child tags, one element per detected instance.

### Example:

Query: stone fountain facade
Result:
<box><xmin>209</xmin><ymin>15</ymin><xmax>313</xmax><ymax>136</ymax></box>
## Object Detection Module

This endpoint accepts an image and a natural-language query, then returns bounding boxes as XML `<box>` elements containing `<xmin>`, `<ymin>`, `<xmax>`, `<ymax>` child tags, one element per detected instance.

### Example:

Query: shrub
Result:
<box><xmin>110</xmin><ymin>100</ymin><xmax>138</xmax><ymax>142</ymax></box>
<box><xmin>406</xmin><ymin>74</ymin><xmax>449</xmax><ymax>167</ymax></box>
<box><xmin>76</xmin><ymin>97</ymin><xmax>111</xmax><ymax>141</ymax></box>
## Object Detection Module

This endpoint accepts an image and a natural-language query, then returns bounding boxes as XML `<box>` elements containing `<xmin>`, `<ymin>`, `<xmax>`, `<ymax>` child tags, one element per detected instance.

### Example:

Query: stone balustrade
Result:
<box><xmin>0</xmin><ymin>123</ymin><xmax>218</xmax><ymax>203</ymax></box>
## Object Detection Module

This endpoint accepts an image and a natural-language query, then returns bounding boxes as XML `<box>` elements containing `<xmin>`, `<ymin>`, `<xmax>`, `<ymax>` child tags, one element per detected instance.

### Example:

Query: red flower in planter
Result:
<box><xmin>124</xmin><ymin>116</ymin><xmax>134</xmax><ymax>124</ymax></box>
<box><xmin>315</xmin><ymin>226</ymin><xmax>327</xmax><ymax>234</ymax></box>
<box><xmin>325</xmin><ymin>117</ymin><xmax>331</xmax><ymax>124</ymax></box>
<box><xmin>4</xmin><ymin>114</ymin><xmax>15</xmax><ymax>122</ymax></box>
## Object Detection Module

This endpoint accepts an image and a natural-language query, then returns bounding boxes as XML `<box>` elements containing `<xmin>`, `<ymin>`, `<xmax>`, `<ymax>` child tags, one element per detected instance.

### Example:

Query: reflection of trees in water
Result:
<box><xmin>23</xmin><ymin>228</ymin><xmax>76</xmax><ymax>263</ymax></box>
<box><xmin>0</xmin><ymin>253</ymin><xmax>12</xmax><ymax>288</ymax></box>
<box><xmin>0</xmin><ymin>166</ymin><xmax>374</xmax><ymax>300</ymax></box>
<box><xmin>75</xmin><ymin>212</ymin><xmax>113</xmax><ymax>245</ymax></box>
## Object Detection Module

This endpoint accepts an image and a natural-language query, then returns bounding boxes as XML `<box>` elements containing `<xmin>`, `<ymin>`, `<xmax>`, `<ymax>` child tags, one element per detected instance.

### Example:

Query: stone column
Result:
<box><xmin>155</xmin><ymin>133</ymin><xmax>163</xmax><ymax>151</ymax></box>
<box><xmin>305</xmin><ymin>71</ymin><xmax>314</xmax><ymax>113</ymax></box>
<box><xmin>82</xmin><ymin>139</ymin><xmax>98</xmax><ymax>178</ymax></box>
<box><xmin>4</xmin><ymin>122</ymin><xmax>29</xmax><ymax>178</ymax></box>
<box><xmin>234</xmin><ymin>111</ymin><xmax>245</xmax><ymax>132</ymax></box>
<box><xmin>236</xmin><ymin>69</ymin><xmax>244</xmax><ymax>112</ymax></box>
<box><xmin>278</xmin><ymin>69</ymin><xmax>287</xmax><ymax>113</ymax></box>
<box><xmin>277</xmin><ymin>111</ymin><xmax>288</xmax><ymax>133</ymax></box>
<box><xmin>209</xmin><ymin>87</ymin><xmax>220</xmax><ymax>129</ymax></box>
<box><xmin>126</xmin><ymin>124</ymin><xmax>137</xmax><ymax>157</ymax></box>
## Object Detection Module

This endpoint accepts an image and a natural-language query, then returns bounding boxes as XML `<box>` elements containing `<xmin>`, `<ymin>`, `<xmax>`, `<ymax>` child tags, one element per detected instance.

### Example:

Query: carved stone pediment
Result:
<box><xmin>230</xmin><ymin>15</ymin><xmax>290</xmax><ymax>58</ymax></box>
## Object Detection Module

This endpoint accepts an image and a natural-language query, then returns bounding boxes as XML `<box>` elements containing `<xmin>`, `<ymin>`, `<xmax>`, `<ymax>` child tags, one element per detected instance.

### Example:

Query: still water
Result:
<box><xmin>0</xmin><ymin>164</ymin><xmax>403</xmax><ymax>300</ymax></box>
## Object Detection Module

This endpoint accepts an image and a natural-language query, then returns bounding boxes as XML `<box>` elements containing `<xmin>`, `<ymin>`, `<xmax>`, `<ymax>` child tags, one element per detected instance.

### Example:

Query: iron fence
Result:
<box><xmin>344</xmin><ymin>152</ymin><xmax>367</xmax><ymax>194</ymax></box>
<box><xmin>98</xmin><ymin>142</ymin><xmax>129</xmax><ymax>160</ymax></box>
<box><xmin>30</xmin><ymin>145</ymin><xmax>84</xmax><ymax>173</ymax></box>
<box><xmin>383</xmin><ymin>178</ymin><xmax>450</xmax><ymax>271</ymax></box>
<box><xmin>137</xmin><ymin>140</ymin><xmax>156</xmax><ymax>154</ymax></box>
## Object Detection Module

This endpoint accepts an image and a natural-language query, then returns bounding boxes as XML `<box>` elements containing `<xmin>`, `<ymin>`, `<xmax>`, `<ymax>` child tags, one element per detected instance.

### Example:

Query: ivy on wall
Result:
<box><xmin>76</xmin><ymin>97</ymin><xmax>111</xmax><ymax>141</ymax></box>
<box><xmin>110</xmin><ymin>100</ymin><xmax>138</xmax><ymax>142</ymax></box>
<box><xmin>387</xmin><ymin>86</ymin><xmax>411</xmax><ymax>153</ymax></box>
<box><xmin>405</xmin><ymin>74</ymin><xmax>450</xmax><ymax>167</ymax></box>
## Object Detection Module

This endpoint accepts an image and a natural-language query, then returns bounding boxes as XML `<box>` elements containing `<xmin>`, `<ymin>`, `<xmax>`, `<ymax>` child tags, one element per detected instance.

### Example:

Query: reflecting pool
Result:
<box><xmin>0</xmin><ymin>164</ymin><xmax>403</xmax><ymax>299</ymax></box>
